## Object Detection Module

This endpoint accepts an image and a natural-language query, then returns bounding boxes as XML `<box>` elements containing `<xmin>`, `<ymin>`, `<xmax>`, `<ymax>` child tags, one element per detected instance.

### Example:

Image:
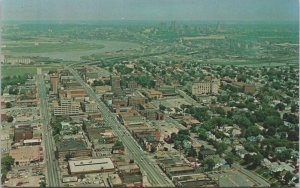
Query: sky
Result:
<box><xmin>1</xmin><ymin>0</ymin><xmax>299</xmax><ymax>22</ymax></box>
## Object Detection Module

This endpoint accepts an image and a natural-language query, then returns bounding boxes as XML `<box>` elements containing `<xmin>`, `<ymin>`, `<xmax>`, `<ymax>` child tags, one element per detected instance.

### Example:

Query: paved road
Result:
<box><xmin>232</xmin><ymin>163</ymin><xmax>270</xmax><ymax>187</ymax></box>
<box><xmin>65</xmin><ymin>65</ymin><xmax>174</xmax><ymax>187</ymax></box>
<box><xmin>36</xmin><ymin>73</ymin><xmax>60</xmax><ymax>187</ymax></box>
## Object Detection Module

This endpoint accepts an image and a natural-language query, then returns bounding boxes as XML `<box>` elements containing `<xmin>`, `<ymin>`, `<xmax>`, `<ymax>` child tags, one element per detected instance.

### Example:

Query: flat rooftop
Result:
<box><xmin>69</xmin><ymin>158</ymin><xmax>115</xmax><ymax>174</ymax></box>
<box><xmin>9</xmin><ymin>146</ymin><xmax>42</xmax><ymax>163</ymax></box>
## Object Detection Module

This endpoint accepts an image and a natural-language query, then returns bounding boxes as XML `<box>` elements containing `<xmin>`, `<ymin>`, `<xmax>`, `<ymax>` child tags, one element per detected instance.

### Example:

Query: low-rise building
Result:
<box><xmin>68</xmin><ymin>158</ymin><xmax>115</xmax><ymax>175</ymax></box>
<box><xmin>119</xmin><ymin>110</ymin><xmax>146</xmax><ymax>126</ymax></box>
<box><xmin>191</xmin><ymin>79</ymin><xmax>220</xmax><ymax>96</ymax></box>
<box><xmin>144</xmin><ymin>89</ymin><xmax>163</xmax><ymax>99</ymax></box>
<box><xmin>83</xmin><ymin>101</ymin><xmax>98</xmax><ymax>113</ymax></box>
<box><xmin>14</xmin><ymin>125</ymin><xmax>33</xmax><ymax>143</ymax></box>
<box><xmin>128</xmin><ymin>80</ymin><xmax>139</xmax><ymax>91</ymax></box>
<box><xmin>10</xmin><ymin>146</ymin><xmax>43</xmax><ymax>166</ymax></box>
<box><xmin>118</xmin><ymin>163</ymin><xmax>140</xmax><ymax>174</ymax></box>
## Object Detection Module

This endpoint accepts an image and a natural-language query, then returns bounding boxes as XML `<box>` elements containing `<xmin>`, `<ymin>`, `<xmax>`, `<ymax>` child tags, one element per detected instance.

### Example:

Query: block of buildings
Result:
<box><xmin>119</xmin><ymin>110</ymin><xmax>146</xmax><ymax>126</ymax></box>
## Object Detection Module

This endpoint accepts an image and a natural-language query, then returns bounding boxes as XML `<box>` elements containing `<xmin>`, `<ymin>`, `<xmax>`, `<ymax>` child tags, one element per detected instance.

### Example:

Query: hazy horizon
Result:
<box><xmin>1</xmin><ymin>0</ymin><xmax>299</xmax><ymax>22</ymax></box>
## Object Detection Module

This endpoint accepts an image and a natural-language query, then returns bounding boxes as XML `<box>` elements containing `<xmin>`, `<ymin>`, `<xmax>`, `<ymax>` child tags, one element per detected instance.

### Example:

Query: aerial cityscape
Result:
<box><xmin>0</xmin><ymin>0</ymin><xmax>299</xmax><ymax>187</ymax></box>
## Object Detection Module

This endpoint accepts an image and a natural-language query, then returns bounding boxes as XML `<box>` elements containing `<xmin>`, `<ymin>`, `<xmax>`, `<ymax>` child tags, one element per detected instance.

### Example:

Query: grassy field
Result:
<box><xmin>2</xmin><ymin>66</ymin><xmax>37</xmax><ymax>77</ymax></box>
<box><xmin>1</xmin><ymin>64</ymin><xmax>61</xmax><ymax>77</ymax></box>
<box><xmin>3</xmin><ymin>42</ymin><xmax>105</xmax><ymax>53</ymax></box>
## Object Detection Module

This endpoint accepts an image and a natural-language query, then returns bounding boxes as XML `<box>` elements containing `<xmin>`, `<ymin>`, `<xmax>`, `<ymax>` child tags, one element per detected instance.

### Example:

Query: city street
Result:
<box><xmin>65</xmin><ymin>65</ymin><xmax>174</xmax><ymax>187</ymax></box>
<box><xmin>36</xmin><ymin>72</ymin><xmax>61</xmax><ymax>187</ymax></box>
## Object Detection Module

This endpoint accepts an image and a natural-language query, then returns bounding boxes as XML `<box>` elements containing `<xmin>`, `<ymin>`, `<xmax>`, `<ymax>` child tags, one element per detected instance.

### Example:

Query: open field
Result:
<box><xmin>2</xmin><ymin>40</ymin><xmax>140</xmax><ymax>61</ymax></box>
<box><xmin>3</xmin><ymin>42</ymin><xmax>105</xmax><ymax>53</ymax></box>
<box><xmin>1</xmin><ymin>64</ymin><xmax>61</xmax><ymax>77</ymax></box>
<box><xmin>2</xmin><ymin>66</ymin><xmax>37</xmax><ymax>77</ymax></box>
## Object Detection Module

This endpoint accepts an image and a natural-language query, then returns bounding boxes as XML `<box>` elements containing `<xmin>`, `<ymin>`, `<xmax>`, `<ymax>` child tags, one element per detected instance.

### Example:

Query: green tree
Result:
<box><xmin>275</xmin><ymin>103</ymin><xmax>285</xmax><ymax>111</ymax></box>
<box><xmin>115</xmin><ymin>65</ymin><xmax>133</xmax><ymax>74</ymax></box>
<box><xmin>1</xmin><ymin>155</ymin><xmax>15</xmax><ymax>174</ymax></box>
<box><xmin>7</xmin><ymin>116</ymin><xmax>14</xmax><ymax>123</ymax></box>
<box><xmin>245</xmin><ymin>153</ymin><xmax>263</xmax><ymax>168</ymax></box>
<box><xmin>39</xmin><ymin>181</ymin><xmax>46</xmax><ymax>188</ymax></box>
<box><xmin>277</xmin><ymin>149</ymin><xmax>292</xmax><ymax>162</ymax></box>
<box><xmin>225</xmin><ymin>154</ymin><xmax>234</xmax><ymax>167</ymax></box>
<box><xmin>287</xmin><ymin>130</ymin><xmax>299</xmax><ymax>141</ymax></box>
<box><xmin>215</xmin><ymin>142</ymin><xmax>228</xmax><ymax>155</ymax></box>
<box><xmin>283</xmin><ymin>113</ymin><xmax>298</xmax><ymax>124</ymax></box>
<box><xmin>263</xmin><ymin>116</ymin><xmax>283</xmax><ymax>129</ymax></box>
<box><xmin>5</xmin><ymin>102</ymin><xmax>12</xmax><ymax>108</ymax></box>
<box><xmin>215</xmin><ymin>107</ymin><xmax>226</xmax><ymax>116</ymax></box>
<box><xmin>217</xmin><ymin>94</ymin><xmax>230</xmax><ymax>103</ymax></box>
<box><xmin>203</xmin><ymin>158</ymin><xmax>215</xmax><ymax>171</ymax></box>
<box><xmin>114</xmin><ymin>140</ymin><xmax>124</xmax><ymax>147</ymax></box>
<box><xmin>187</xmin><ymin>146</ymin><xmax>197</xmax><ymax>158</ymax></box>
<box><xmin>159</xmin><ymin>104</ymin><xmax>166</xmax><ymax>111</ymax></box>
<box><xmin>198</xmin><ymin>128</ymin><xmax>208</xmax><ymax>140</ymax></box>
<box><xmin>8</xmin><ymin>87</ymin><xmax>18</xmax><ymax>95</ymax></box>
<box><xmin>291</xmin><ymin>103</ymin><xmax>298</xmax><ymax>113</ymax></box>
<box><xmin>92</xmin><ymin>80</ymin><xmax>104</xmax><ymax>86</ymax></box>
<box><xmin>191</xmin><ymin>107</ymin><xmax>210</xmax><ymax>121</ymax></box>
<box><xmin>232</xmin><ymin>113</ymin><xmax>252</xmax><ymax>129</ymax></box>
<box><xmin>244</xmin><ymin>126</ymin><xmax>261</xmax><ymax>137</ymax></box>
<box><xmin>64</xmin><ymin>152</ymin><xmax>73</xmax><ymax>161</ymax></box>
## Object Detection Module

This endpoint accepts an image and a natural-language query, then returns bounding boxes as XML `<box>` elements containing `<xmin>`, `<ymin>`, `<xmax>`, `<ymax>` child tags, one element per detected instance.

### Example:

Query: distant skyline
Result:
<box><xmin>1</xmin><ymin>0</ymin><xmax>299</xmax><ymax>22</ymax></box>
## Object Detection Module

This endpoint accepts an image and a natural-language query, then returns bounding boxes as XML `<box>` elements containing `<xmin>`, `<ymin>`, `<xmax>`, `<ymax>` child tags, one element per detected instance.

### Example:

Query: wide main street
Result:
<box><xmin>36</xmin><ymin>71</ymin><xmax>60</xmax><ymax>187</ymax></box>
<box><xmin>65</xmin><ymin>65</ymin><xmax>174</xmax><ymax>187</ymax></box>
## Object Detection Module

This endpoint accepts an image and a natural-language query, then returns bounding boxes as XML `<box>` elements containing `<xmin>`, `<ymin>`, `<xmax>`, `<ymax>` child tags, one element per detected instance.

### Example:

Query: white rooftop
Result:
<box><xmin>69</xmin><ymin>158</ymin><xmax>114</xmax><ymax>174</ymax></box>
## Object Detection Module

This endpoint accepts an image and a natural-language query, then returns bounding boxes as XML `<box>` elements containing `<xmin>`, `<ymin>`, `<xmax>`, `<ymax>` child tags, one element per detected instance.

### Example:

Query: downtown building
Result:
<box><xmin>111</xmin><ymin>75</ymin><xmax>121</xmax><ymax>93</ymax></box>
<box><xmin>191</xmin><ymin>79</ymin><xmax>220</xmax><ymax>96</ymax></box>
<box><xmin>53</xmin><ymin>99</ymin><xmax>80</xmax><ymax>116</ymax></box>
<box><xmin>50</xmin><ymin>74</ymin><xmax>59</xmax><ymax>94</ymax></box>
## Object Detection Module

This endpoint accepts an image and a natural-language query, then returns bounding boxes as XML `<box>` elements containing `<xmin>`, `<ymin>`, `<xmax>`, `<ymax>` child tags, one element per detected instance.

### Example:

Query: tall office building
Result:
<box><xmin>50</xmin><ymin>74</ymin><xmax>59</xmax><ymax>94</ymax></box>
<box><xmin>111</xmin><ymin>76</ymin><xmax>121</xmax><ymax>92</ymax></box>
<box><xmin>53</xmin><ymin>99</ymin><xmax>80</xmax><ymax>116</ymax></box>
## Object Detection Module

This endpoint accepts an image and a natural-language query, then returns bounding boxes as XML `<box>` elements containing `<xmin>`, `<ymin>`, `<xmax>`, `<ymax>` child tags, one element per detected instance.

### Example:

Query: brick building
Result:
<box><xmin>14</xmin><ymin>125</ymin><xmax>33</xmax><ymax>142</ymax></box>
